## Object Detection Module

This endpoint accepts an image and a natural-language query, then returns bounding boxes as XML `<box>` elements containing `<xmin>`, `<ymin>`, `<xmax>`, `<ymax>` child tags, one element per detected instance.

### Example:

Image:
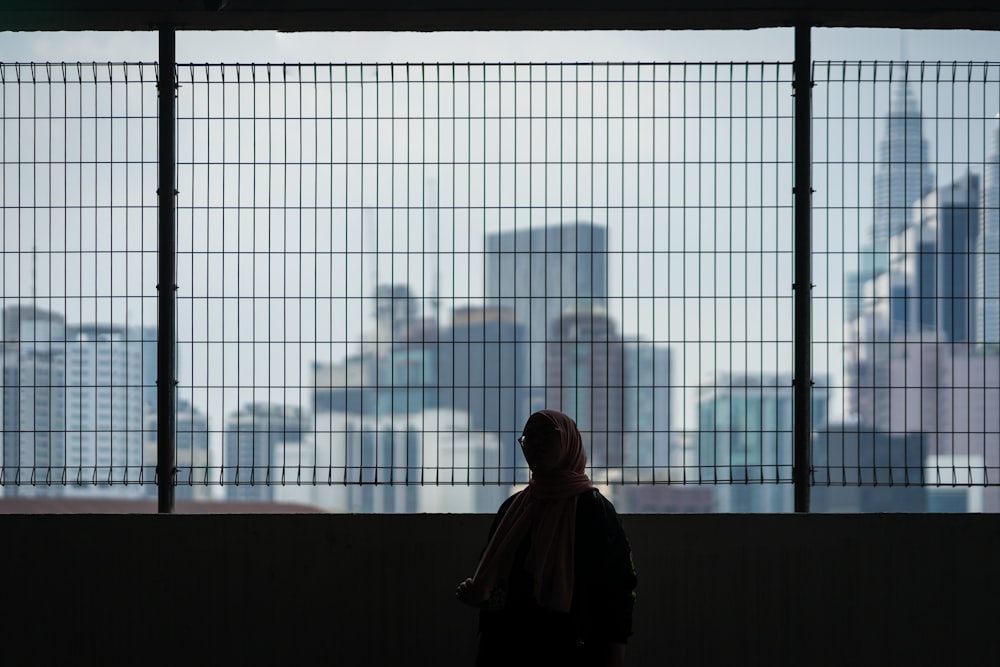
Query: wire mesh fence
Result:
<box><xmin>813</xmin><ymin>61</ymin><xmax>1000</xmax><ymax>512</ymax></box>
<box><xmin>1</xmin><ymin>58</ymin><xmax>998</xmax><ymax>512</ymax></box>
<box><xmin>171</xmin><ymin>61</ymin><xmax>795</xmax><ymax>512</ymax></box>
<box><xmin>1</xmin><ymin>62</ymin><xmax>159</xmax><ymax>497</ymax></box>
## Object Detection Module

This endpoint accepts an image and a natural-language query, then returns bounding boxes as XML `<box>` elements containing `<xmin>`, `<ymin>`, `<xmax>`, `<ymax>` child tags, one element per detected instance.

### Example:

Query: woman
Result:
<box><xmin>456</xmin><ymin>409</ymin><xmax>637</xmax><ymax>667</ymax></box>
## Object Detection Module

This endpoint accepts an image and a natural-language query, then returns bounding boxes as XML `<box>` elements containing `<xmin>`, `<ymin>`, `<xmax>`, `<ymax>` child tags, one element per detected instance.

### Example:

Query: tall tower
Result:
<box><xmin>844</xmin><ymin>80</ymin><xmax>936</xmax><ymax>421</ymax></box>
<box><xmin>872</xmin><ymin>82</ymin><xmax>935</xmax><ymax>274</ymax></box>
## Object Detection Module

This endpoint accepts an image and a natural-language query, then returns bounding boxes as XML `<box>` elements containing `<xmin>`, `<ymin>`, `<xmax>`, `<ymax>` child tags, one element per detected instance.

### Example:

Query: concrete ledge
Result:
<box><xmin>2</xmin><ymin>513</ymin><xmax>998</xmax><ymax>665</ymax></box>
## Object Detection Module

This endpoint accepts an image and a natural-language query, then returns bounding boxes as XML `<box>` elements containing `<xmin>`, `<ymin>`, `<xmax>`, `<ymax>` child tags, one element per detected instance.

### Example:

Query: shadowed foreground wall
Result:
<box><xmin>1</xmin><ymin>513</ymin><xmax>997</xmax><ymax>666</ymax></box>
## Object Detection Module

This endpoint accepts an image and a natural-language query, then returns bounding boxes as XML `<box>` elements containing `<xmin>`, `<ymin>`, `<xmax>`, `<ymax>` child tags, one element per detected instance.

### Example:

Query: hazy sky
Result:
<box><xmin>2</xmin><ymin>27</ymin><xmax>1000</xmax><ymax>64</ymax></box>
<box><xmin>3</xmin><ymin>27</ymin><xmax>999</xmax><ymax>435</ymax></box>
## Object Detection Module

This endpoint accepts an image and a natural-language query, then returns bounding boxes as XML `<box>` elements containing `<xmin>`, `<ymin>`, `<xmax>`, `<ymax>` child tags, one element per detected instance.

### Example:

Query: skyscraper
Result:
<box><xmin>443</xmin><ymin>304</ymin><xmax>529</xmax><ymax>485</ymax></box>
<box><xmin>311</xmin><ymin>357</ymin><xmax>498</xmax><ymax>513</ymax></box>
<box><xmin>63</xmin><ymin>324</ymin><xmax>146</xmax><ymax>496</ymax></box>
<box><xmin>545</xmin><ymin>302</ymin><xmax>624</xmax><ymax>481</ymax></box>
<box><xmin>2</xmin><ymin>305</ymin><xmax>66</xmax><ymax>496</ymax></box>
<box><xmin>621</xmin><ymin>338</ymin><xmax>672</xmax><ymax>483</ymax></box>
<box><xmin>696</xmin><ymin>373</ymin><xmax>830</xmax><ymax>512</ymax></box>
<box><xmin>844</xmin><ymin>82</ymin><xmax>936</xmax><ymax>420</ymax></box>
<box><xmin>485</xmin><ymin>222</ymin><xmax>608</xmax><ymax>411</ymax></box>
<box><xmin>872</xmin><ymin>82</ymin><xmax>935</xmax><ymax>274</ymax></box>
<box><xmin>224</xmin><ymin>402</ymin><xmax>305</xmax><ymax>502</ymax></box>
<box><xmin>911</xmin><ymin>174</ymin><xmax>981</xmax><ymax>342</ymax></box>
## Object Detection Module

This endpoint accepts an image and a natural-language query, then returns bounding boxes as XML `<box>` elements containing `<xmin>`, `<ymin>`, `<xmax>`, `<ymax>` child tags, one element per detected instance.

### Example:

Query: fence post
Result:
<box><xmin>793</xmin><ymin>25</ymin><xmax>813</xmax><ymax>513</ymax></box>
<box><xmin>157</xmin><ymin>27</ymin><xmax>178</xmax><ymax>514</ymax></box>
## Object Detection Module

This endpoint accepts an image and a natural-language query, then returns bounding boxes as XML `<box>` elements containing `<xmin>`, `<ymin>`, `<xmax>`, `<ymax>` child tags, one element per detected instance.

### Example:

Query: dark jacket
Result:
<box><xmin>475</xmin><ymin>488</ymin><xmax>637</xmax><ymax>666</ymax></box>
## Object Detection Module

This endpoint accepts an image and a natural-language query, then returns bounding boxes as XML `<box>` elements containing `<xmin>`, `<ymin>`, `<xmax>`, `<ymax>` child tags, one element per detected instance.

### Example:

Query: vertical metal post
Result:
<box><xmin>157</xmin><ymin>27</ymin><xmax>177</xmax><ymax>514</ymax></box>
<box><xmin>792</xmin><ymin>25</ymin><xmax>813</xmax><ymax>513</ymax></box>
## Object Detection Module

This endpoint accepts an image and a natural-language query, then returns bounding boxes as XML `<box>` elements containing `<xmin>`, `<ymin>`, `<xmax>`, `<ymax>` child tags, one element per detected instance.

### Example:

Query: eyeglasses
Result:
<box><xmin>517</xmin><ymin>428</ymin><xmax>559</xmax><ymax>447</ymax></box>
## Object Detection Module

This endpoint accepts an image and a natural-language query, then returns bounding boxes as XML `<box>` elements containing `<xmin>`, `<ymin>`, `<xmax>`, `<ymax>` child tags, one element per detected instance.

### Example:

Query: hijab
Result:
<box><xmin>469</xmin><ymin>409</ymin><xmax>595</xmax><ymax>613</ymax></box>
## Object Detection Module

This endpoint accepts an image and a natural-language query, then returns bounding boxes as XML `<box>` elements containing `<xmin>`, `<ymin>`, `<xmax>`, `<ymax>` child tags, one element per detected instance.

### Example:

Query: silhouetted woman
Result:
<box><xmin>456</xmin><ymin>409</ymin><xmax>637</xmax><ymax>667</ymax></box>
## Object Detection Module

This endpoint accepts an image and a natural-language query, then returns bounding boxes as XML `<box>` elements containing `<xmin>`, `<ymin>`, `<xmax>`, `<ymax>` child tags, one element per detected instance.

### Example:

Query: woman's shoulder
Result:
<box><xmin>575</xmin><ymin>488</ymin><xmax>622</xmax><ymax>525</ymax></box>
<box><xmin>496</xmin><ymin>491</ymin><xmax>521</xmax><ymax>515</ymax></box>
<box><xmin>492</xmin><ymin>488</ymin><xmax>530</xmax><ymax>520</ymax></box>
<box><xmin>575</xmin><ymin>488</ymin><xmax>631</xmax><ymax>556</ymax></box>
<box><xmin>577</xmin><ymin>487</ymin><xmax>615</xmax><ymax>509</ymax></box>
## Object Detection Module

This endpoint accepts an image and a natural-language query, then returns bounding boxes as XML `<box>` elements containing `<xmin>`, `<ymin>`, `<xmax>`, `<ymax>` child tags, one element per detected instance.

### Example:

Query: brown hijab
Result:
<box><xmin>470</xmin><ymin>410</ymin><xmax>595</xmax><ymax>613</ymax></box>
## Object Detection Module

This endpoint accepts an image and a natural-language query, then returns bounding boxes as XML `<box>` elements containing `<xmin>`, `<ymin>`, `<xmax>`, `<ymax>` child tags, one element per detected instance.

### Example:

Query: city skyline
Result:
<box><xmin>3</xmin><ymin>40</ymin><xmax>1000</xmax><ymax>510</ymax></box>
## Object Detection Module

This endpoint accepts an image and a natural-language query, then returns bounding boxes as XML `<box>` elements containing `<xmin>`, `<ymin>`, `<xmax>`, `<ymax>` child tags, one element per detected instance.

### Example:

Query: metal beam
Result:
<box><xmin>157</xmin><ymin>26</ymin><xmax>177</xmax><ymax>514</ymax></box>
<box><xmin>793</xmin><ymin>24</ymin><xmax>812</xmax><ymax>513</ymax></box>
<box><xmin>3</xmin><ymin>1</ymin><xmax>1000</xmax><ymax>32</ymax></box>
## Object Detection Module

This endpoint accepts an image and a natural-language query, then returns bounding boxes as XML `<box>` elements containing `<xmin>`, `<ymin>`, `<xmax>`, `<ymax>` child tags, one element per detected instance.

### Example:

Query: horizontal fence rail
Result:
<box><xmin>1</xmin><ymin>59</ymin><xmax>997</xmax><ymax>512</ymax></box>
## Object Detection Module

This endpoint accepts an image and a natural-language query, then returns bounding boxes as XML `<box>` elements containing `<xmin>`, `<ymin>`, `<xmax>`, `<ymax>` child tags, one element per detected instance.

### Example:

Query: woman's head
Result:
<box><xmin>518</xmin><ymin>409</ymin><xmax>586</xmax><ymax>476</ymax></box>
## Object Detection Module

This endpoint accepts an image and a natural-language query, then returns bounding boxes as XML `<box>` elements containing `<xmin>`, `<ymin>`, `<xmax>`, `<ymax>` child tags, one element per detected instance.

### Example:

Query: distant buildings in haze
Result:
<box><xmin>305</xmin><ymin>221</ymin><xmax>674</xmax><ymax>512</ymax></box>
<box><xmin>839</xmin><ymin>85</ymin><xmax>1000</xmax><ymax>513</ymax></box>
<box><xmin>485</xmin><ymin>222</ymin><xmax>609</xmax><ymax>412</ymax></box>
<box><xmin>2</xmin><ymin>306</ymin><xmax>153</xmax><ymax>498</ymax></box>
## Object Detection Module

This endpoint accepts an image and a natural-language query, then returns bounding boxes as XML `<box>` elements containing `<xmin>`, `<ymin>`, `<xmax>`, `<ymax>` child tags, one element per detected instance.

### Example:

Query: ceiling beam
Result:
<box><xmin>2</xmin><ymin>1</ymin><xmax>1000</xmax><ymax>32</ymax></box>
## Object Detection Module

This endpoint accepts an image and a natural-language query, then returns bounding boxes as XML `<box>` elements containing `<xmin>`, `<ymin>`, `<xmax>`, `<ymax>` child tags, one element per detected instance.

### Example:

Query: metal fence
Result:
<box><xmin>812</xmin><ymin>61</ymin><xmax>1000</xmax><ymax>513</ymax></box>
<box><xmin>1</xmin><ymin>58</ymin><xmax>998</xmax><ymax>512</ymax></box>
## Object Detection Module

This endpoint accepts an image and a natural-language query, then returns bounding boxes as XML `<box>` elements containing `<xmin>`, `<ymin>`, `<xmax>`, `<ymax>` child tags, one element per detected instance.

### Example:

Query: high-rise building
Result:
<box><xmin>979</xmin><ymin>115</ymin><xmax>1000</xmax><ymax>348</ymax></box>
<box><xmin>311</xmin><ymin>358</ymin><xmax>499</xmax><ymax>513</ymax></box>
<box><xmin>862</xmin><ymin>173</ymin><xmax>981</xmax><ymax>343</ymax></box>
<box><xmin>910</xmin><ymin>174</ymin><xmax>980</xmax><ymax>342</ymax></box>
<box><xmin>696</xmin><ymin>373</ymin><xmax>829</xmax><ymax>512</ymax></box>
<box><xmin>143</xmin><ymin>398</ymin><xmax>211</xmax><ymax>500</ymax></box>
<box><xmin>872</xmin><ymin>83</ymin><xmax>935</xmax><ymax>274</ymax></box>
<box><xmin>375</xmin><ymin>315</ymin><xmax>440</xmax><ymax>417</ymax></box>
<box><xmin>811</xmin><ymin>425</ymin><xmax>929</xmax><ymax>512</ymax></box>
<box><xmin>545</xmin><ymin>302</ymin><xmax>624</xmax><ymax>481</ymax></box>
<box><xmin>63</xmin><ymin>324</ymin><xmax>146</xmax><ymax>496</ymax></box>
<box><xmin>309</xmin><ymin>298</ymin><xmax>525</xmax><ymax>512</ymax></box>
<box><xmin>223</xmin><ymin>402</ymin><xmax>305</xmax><ymax>502</ymax></box>
<box><xmin>851</xmin><ymin>339</ymin><xmax>999</xmax><ymax>512</ymax></box>
<box><xmin>845</xmin><ymin>82</ymin><xmax>935</xmax><ymax>417</ymax></box>
<box><xmin>442</xmin><ymin>304</ymin><xmax>529</xmax><ymax>485</ymax></box>
<box><xmin>140</xmin><ymin>325</ymin><xmax>158</xmax><ymax>411</ymax></box>
<box><xmin>375</xmin><ymin>284</ymin><xmax>421</xmax><ymax>345</ymax></box>
<box><xmin>621</xmin><ymin>338</ymin><xmax>672</xmax><ymax>483</ymax></box>
<box><xmin>845</xmin><ymin>86</ymin><xmax>936</xmax><ymax>419</ymax></box>
<box><xmin>485</xmin><ymin>222</ymin><xmax>608</xmax><ymax>411</ymax></box>
<box><xmin>2</xmin><ymin>305</ymin><xmax>67</xmax><ymax>496</ymax></box>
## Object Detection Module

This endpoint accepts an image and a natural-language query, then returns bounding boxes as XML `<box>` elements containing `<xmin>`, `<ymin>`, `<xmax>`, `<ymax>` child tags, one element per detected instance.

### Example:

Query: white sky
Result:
<box><xmin>1</xmin><ymin>27</ymin><xmax>1000</xmax><ymax>64</ymax></box>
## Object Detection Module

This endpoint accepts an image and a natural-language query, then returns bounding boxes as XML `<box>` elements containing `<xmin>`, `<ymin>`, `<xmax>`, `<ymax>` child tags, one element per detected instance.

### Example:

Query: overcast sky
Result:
<box><xmin>3</xmin><ymin>27</ymin><xmax>999</xmax><ymax>434</ymax></box>
<box><xmin>1</xmin><ymin>27</ymin><xmax>1000</xmax><ymax>64</ymax></box>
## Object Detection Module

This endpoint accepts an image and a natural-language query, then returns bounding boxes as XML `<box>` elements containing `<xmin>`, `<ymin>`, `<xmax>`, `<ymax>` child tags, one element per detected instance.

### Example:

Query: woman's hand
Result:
<box><xmin>455</xmin><ymin>577</ymin><xmax>477</xmax><ymax>606</ymax></box>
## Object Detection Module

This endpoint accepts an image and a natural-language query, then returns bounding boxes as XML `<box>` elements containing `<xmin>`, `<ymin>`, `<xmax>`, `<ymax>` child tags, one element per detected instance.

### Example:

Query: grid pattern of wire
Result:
<box><xmin>1</xmin><ymin>62</ymin><xmax>159</xmax><ymax>495</ymax></box>
<box><xmin>16</xmin><ymin>60</ymin><xmax>997</xmax><ymax>512</ymax></box>
<box><xmin>170</xmin><ymin>61</ymin><xmax>795</xmax><ymax>512</ymax></box>
<box><xmin>813</xmin><ymin>62</ymin><xmax>1000</xmax><ymax>511</ymax></box>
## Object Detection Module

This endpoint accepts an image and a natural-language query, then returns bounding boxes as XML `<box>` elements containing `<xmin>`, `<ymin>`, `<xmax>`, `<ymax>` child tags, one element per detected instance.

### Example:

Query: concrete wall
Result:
<box><xmin>2</xmin><ymin>513</ymin><xmax>998</xmax><ymax>666</ymax></box>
